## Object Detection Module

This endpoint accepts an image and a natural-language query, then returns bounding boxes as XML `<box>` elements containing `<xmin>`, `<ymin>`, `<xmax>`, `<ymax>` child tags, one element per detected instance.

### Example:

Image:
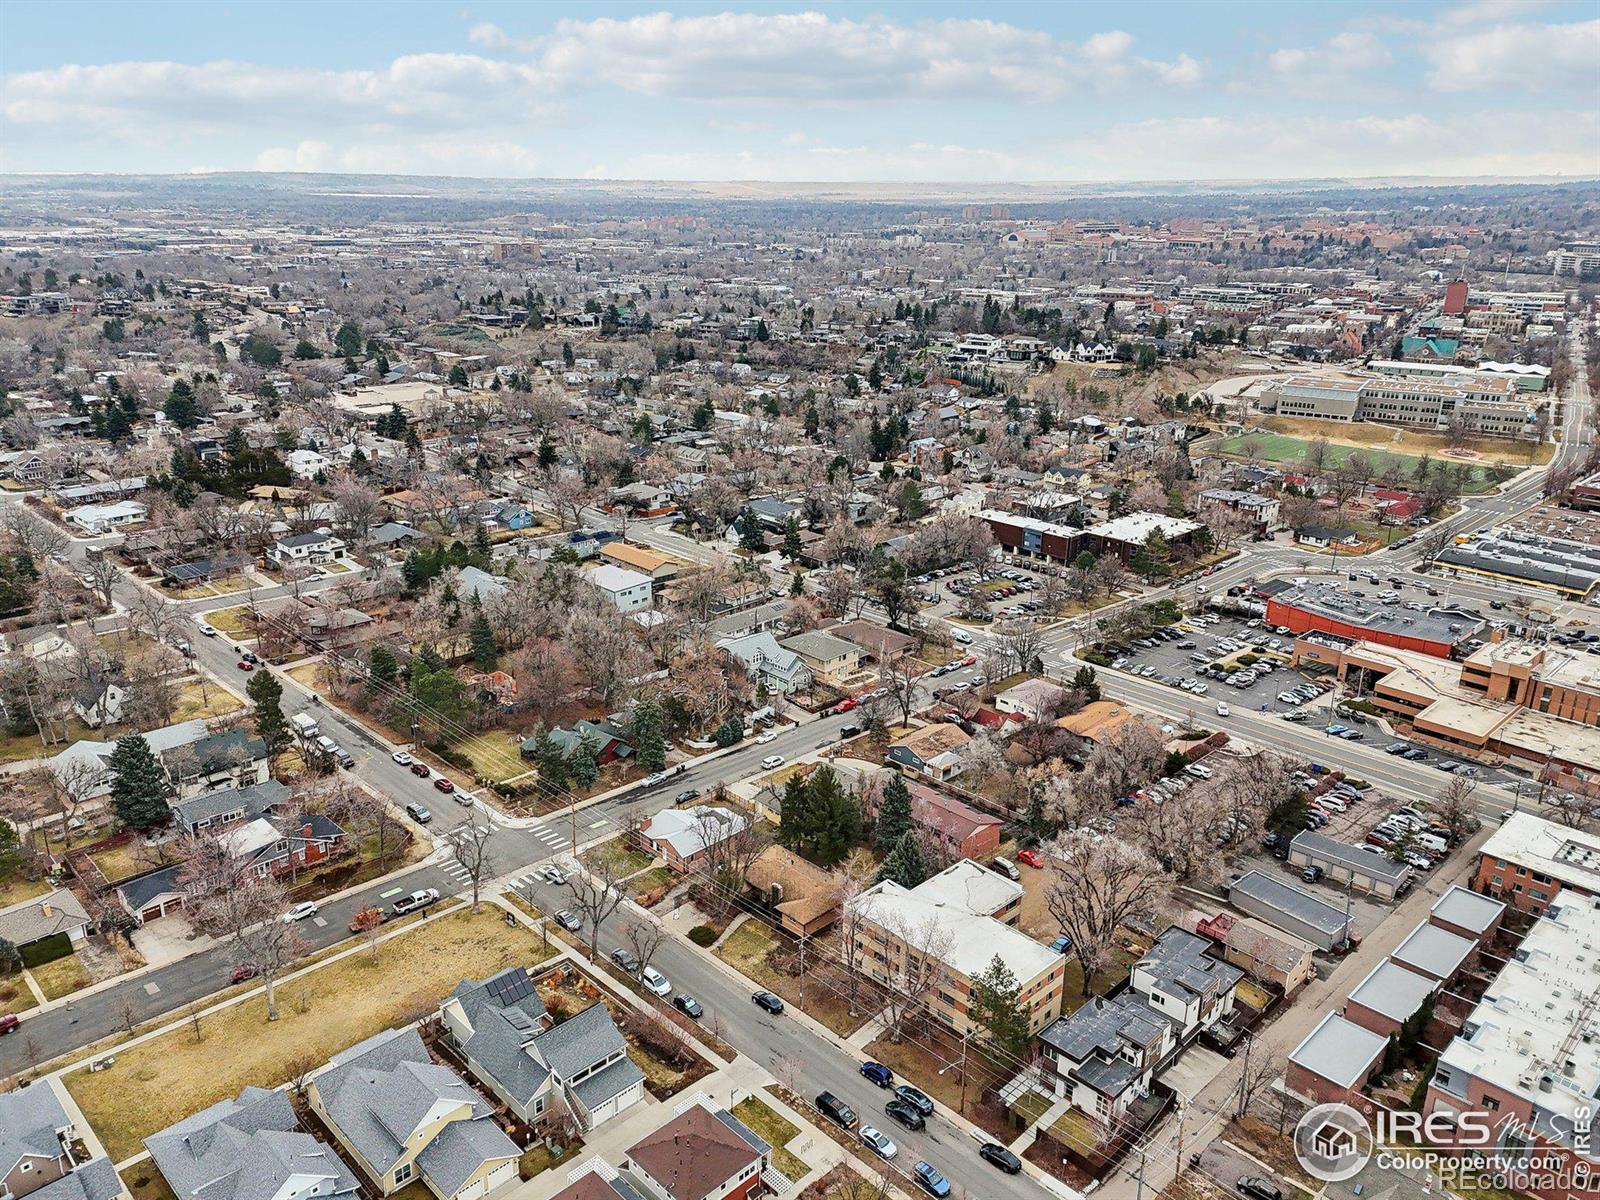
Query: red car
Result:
<box><xmin>409</xmin><ymin>762</ymin><xmax>431</xmax><ymax>777</ymax></box>
<box><xmin>433</xmin><ymin>778</ymin><xmax>455</xmax><ymax>793</ymax></box>
<box><xmin>230</xmin><ymin>963</ymin><xmax>259</xmax><ymax>984</ymax></box>
<box><xmin>1017</xmin><ymin>848</ymin><xmax>1045</xmax><ymax>869</ymax></box>
<box><xmin>833</xmin><ymin>698</ymin><xmax>858</xmax><ymax>714</ymax></box>
<box><xmin>960</xmin><ymin>656</ymin><xmax>977</xmax><ymax>667</ymax></box>
<box><xmin>236</xmin><ymin>660</ymin><xmax>254</xmax><ymax>671</ymax></box>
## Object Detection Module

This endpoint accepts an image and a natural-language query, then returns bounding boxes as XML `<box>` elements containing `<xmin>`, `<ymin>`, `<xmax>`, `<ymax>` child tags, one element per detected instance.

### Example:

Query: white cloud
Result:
<box><xmin>530</xmin><ymin>11</ymin><xmax>1201</xmax><ymax>101</ymax></box>
<box><xmin>1268</xmin><ymin>30</ymin><xmax>1392</xmax><ymax>78</ymax></box>
<box><xmin>1423</xmin><ymin>17</ymin><xmax>1600</xmax><ymax>91</ymax></box>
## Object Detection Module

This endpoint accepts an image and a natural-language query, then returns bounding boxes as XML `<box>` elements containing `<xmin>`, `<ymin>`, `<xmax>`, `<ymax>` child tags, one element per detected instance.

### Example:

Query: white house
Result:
<box><xmin>64</xmin><ymin>500</ymin><xmax>146</xmax><ymax>532</ymax></box>
<box><xmin>588</xmin><ymin>564</ymin><xmax>653</xmax><ymax>613</ymax></box>
<box><xmin>272</xmin><ymin>529</ymin><xmax>347</xmax><ymax>565</ymax></box>
<box><xmin>286</xmin><ymin>449</ymin><xmax>334</xmax><ymax>479</ymax></box>
<box><xmin>715</xmin><ymin>631</ymin><xmax>813</xmax><ymax>695</ymax></box>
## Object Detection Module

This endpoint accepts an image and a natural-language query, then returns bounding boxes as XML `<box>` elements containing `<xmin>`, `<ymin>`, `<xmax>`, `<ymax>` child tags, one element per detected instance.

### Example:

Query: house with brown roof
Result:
<box><xmin>1054</xmin><ymin>700</ymin><xmax>1147</xmax><ymax>748</ymax></box>
<box><xmin>744</xmin><ymin>845</ymin><xmax>842</xmax><ymax>936</ymax></box>
<box><xmin>887</xmin><ymin>723</ymin><xmax>972</xmax><ymax>782</ymax></box>
<box><xmin>830</xmin><ymin>621</ymin><xmax>917</xmax><ymax>662</ymax></box>
<box><xmin>601</xmin><ymin>542</ymin><xmax>681</xmax><ymax>581</ymax></box>
<box><xmin>621</xmin><ymin>1102</ymin><xmax>773</xmax><ymax>1200</ymax></box>
<box><xmin>906</xmin><ymin>781</ymin><xmax>1001</xmax><ymax>861</ymax></box>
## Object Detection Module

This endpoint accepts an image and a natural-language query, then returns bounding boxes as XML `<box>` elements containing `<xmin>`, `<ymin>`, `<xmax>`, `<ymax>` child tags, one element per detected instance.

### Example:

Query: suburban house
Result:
<box><xmin>1037</xmin><ymin>926</ymin><xmax>1243</xmax><ymax>1121</ymax></box>
<box><xmin>440</xmin><ymin>968</ymin><xmax>645</xmax><ymax>1132</ymax></box>
<box><xmin>777</xmin><ymin>631</ymin><xmax>862</xmax><ymax>685</ymax></box>
<box><xmin>849</xmin><ymin>860</ymin><xmax>1062</xmax><ymax>1038</ymax></box>
<box><xmin>714</xmin><ymin>633</ymin><xmax>812</xmax><ymax>696</ymax></box>
<box><xmin>621</xmin><ymin>1102</ymin><xmax>776</xmax><ymax>1200</ymax></box>
<box><xmin>905</xmin><ymin>781</ymin><xmax>1001</xmax><ymax>861</ymax></box>
<box><xmin>887</xmin><ymin>723</ymin><xmax>972</xmax><ymax>782</ymax></box>
<box><xmin>117</xmin><ymin>781</ymin><xmax>346</xmax><ymax>925</ymax></box>
<box><xmin>1294</xmin><ymin>525</ymin><xmax>1360</xmax><ymax>549</ymax></box>
<box><xmin>639</xmin><ymin>804</ymin><xmax>750</xmax><ymax>872</ymax></box>
<box><xmin>48</xmin><ymin>720</ymin><xmax>212</xmax><ymax>802</ymax></box>
<box><xmin>1198</xmin><ymin>488</ymin><xmax>1280</xmax><ymax>535</ymax></box>
<box><xmin>271</xmin><ymin>530</ymin><xmax>348</xmax><ymax>565</ymax></box>
<box><xmin>600</xmin><ymin>542</ymin><xmax>680</xmax><ymax>582</ymax></box>
<box><xmin>549</xmin><ymin>1168</ymin><xmax>650</xmax><ymax>1200</ymax></box>
<box><xmin>993</xmin><ymin>679</ymin><xmax>1069</xmax><ymax>723</ymax></box>
<box><xmin>0</xmin><ymin>1085</ymin><xmax>124</xmax><ymax>1200</ymax></box>
<box><xmin>521</xmin><ymin>719</ymin><xmax>634</xmax><ymax>765</ymax></box>
<box><xmin>159</xmin><ymin>728</ymin><xmax>271</xmax><ymax>799</ymax></box>
<box><xmin>0</xmin><ymin>889</ymin><xmax>93</xmax><ymax>954</ymax></box>
<box><xmin>589</xmin><ymin>564</ymin><xmax>655</xmax><ymax>613</ymax></box>
<box><xmin>457</xmin><ymin>566</ymin><xmax>510</xmax><ymax>602</ymax></box>
<box><xmin>145</xmin><ymin>1086</ymin><xmax>358</xmax><ymax>1200</ymax></box>
<box><xmin>308</xmin><ymin>1026</ymin><xmax>521</xmax><ymax>1200</ymax></box>
<box><xmin>72</xmin><ymin>672</ymin><xmax>126</xmax><ymax>729</ymax></box>
<box><xmin>743</xmin><ymin>845</ymin><xmax>842</xmax><ymax>936</ymax></box>
<box><xmin>63</xmin><ymin>500</ymin><xmax>146</xmax><ymax>533</ymax></box>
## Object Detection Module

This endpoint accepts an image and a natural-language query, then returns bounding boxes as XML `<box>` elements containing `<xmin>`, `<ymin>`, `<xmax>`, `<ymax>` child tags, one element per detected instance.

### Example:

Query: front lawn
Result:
<box><xmin>629</xmin><ymin>866</ymin><xmax>675</xmax><ymax>907</ymax></box>
<box><xmin>581</xmin><ymin>837</ymin><xmax>654</xmax><ymax>879</ymax></box>
<box><xmin>65</xmin><ymin>907</ymin><xmax>558</xmax><ymax>1161</ymax></box>
<box><xmin>201</xmin><ymin>605</ymin><xmax>254</xmax><ymax>637</ymax></box>
<box><xmin>170</xmin><ymin>680</ymin><xmax>243</xmax><ymax>723</ymax></box>
<box><xmin>733</xmin><ymin>1096</ymin><xmax>809</xmax><ymax>1182</ymax></box>
<box><xmin>519</xmin><ymin>1141</ymin><xmax>582</xmax><ymax>1181</ymax></box>
<box><xmin>0</xmin><ymin>973</ymin><xmax>38</xmax><ymax>1017</ymax></box>
<box><xmin>32</xmin><ymin>953</ymin><xmax>91</xmax><ymax>1000</ymax></box>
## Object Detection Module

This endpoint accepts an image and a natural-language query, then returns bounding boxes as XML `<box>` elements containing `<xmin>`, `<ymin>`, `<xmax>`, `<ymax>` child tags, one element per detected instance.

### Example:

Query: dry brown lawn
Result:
<box><xmin>32</xmin><ymin>953</ymin><xmax>92</xmax><ymax>1000</ymax></box>
<box><xmin>65</xmin><ymin>908</ymin><xmax>557</xmax><ymax>1161</ymax></box>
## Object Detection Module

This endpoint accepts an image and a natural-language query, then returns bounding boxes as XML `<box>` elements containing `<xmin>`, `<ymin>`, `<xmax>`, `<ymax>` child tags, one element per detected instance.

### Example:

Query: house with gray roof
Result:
<box><xmin>47</xmin><ymin>719</ymin><xmax>209</xmax><ymax>801</ymax></box>
<box><xmin>1344</xmin><ymin>960</ymin><xmax>1440</xmax><ymax>1038</ymax></box>
<box><xmin>159</xmin><ymin>728</ymin><xmax>271</xmax><ymax>799</ymax></box>
<box><xmin>271</xmin><ymin>530</ymin><xmax>347</xmax><ymax>566</ymax></box>
<box><xmin>714</xmin><ymin>632</ymin><xmax>812</xmax><ymax>695</ymax></box>
<box><xmin>145</xmin><ymin>1085</ymin><xmax>358</xmax><ymax>1200</ymax></box>
<box><xmin>1288</xmin><ymin>1012</ymin><xmax>1388</xmax><ymax>1105</ymax></box>
<box><xmin>456</xmin><ymin>566</ymin><xmax>510</xmax><ymax>602</ymax></box>
<box><xmin>1037</xmin><ymin>926</ymin><xmax>1242</xmax><ymax>1122</ymax></box>
<box><xmin>439</xmin><ymin>968</ymin><xmax>645</xmax><ymax>1131</ymax></box>
<box><xmin>778</xmin><ymin>630</ymin><xmax>861</xmax><ymax>684</ymax></box>
<box><xmin>307</xmin><ymin>1026</ymin><xmax>520</xmax><ymax>1200</ymax></box>
<box><xmin>0</xmin><ymin>1084</ymin><xmax>124</xmax><ymax>1200</ymax></box>
<box><xmin>0</xmin><ymin>888</ymin><xmax>92</xmax><ymax>952</ymax></box>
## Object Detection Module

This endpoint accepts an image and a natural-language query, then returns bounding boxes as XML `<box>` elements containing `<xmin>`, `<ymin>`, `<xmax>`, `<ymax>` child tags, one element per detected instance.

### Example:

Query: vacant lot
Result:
<box><xmin>171</xmin><ymin>680</ymin><xmax>243</xmax><ymax>723</ymax></box>
<box><xmin>582</xmin><ymin>837</ymin><xmax>654</xmax><ymax>878</ymax></box>
<box><xmin>454</xmin><ymin>730</ymin><xmax>529</xmax><ymax>784</ymax></box>
<box><xmin>202</xmin><ymin>605</ymin><xmax>254</xmax><ymax>637</ymax></box>
<box><xmin>66</xmin><ymin>908</ymin><xmax>556</xmax><ymax>1160</ymax></box>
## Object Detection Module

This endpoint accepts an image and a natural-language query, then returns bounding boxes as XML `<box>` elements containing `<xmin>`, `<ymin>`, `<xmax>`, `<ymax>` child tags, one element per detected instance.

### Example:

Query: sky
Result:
<box><xmin>2</xmin><ymin>0</ymin><xmax>1598</xmax><ymax>183</ymax></box>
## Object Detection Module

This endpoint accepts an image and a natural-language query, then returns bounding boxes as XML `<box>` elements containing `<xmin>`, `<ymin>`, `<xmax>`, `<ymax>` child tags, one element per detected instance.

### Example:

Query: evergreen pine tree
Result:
<box><xmin>807</xmin><ymin>768</ymin><xmax>860</xmax><ymax>866</ymax></box>
<box><xmin>1071</xmin><ymin>665</ymin><xmax>1101</xmax><ymax>702</ymax></box>
<box><xmin>632</xmin><ymin>698</ymin><xmax>667</xmax><ymax>773</ymax></box>
<box><xmin>532</xmin><ymin>726</ymin><xmax>569</xmax><ymax>789</ymax></box>
<box><xmin>878</xmin><ymin>829</ymin><xmax>927</xmax><ymax>887</ymax></box>
<box><xmin>368</xmin><ymin>644</ymin><xmax>398</xmax><ymax>686</ymax></box>
<box><xmin>970</xmin><ymin>954</ymin><xmax>1033</xmax><ymax>1061</ymax></box>
<box><xmin>778</xmin><ymin>773</ymin><xmax>811</xmax><ymax>853</ymax></box>
<box><xmin>569</xmin><ymin>732</ymin><xmax>600</xmax><ymax>789</ymax></box>
<box><xmin>781</xmin><ymin>517</ymin><xmax>803</xmax><ymax>561</ymax></box>
<box><xmin>468</xmin><ymin>610</ymin><xmax>497</xmax><ymax>670</ymax></box>
<box><xmin>875</xmin><ymin>774</ymin><xmax>913</xmax><ymax>853</ymax></box>
<box><xmin>108</xmin><ymin>735</ymin><xmax>171</xmax><ymax>829</ymax></box>
<box><xmin>246</xmin><ymin>669</ymin><xmax>292</xmax><ymax>757</ymax></box>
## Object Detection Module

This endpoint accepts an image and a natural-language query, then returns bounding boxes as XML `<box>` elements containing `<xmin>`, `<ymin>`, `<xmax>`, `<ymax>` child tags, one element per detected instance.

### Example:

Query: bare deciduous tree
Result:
<box><xmin>1044</xmin><ymin>829</ymin><xmax>1171</xmax><ymax>996</ymax></box>
<box><xmin>448</xmin><ymin>820</ymin><xmax>495</xmax><ymax>914</ymax></box>
<box><xmin>566</xmin><ymin>854</ymin><xmax>628</xmax><ymax>962</ymax></box>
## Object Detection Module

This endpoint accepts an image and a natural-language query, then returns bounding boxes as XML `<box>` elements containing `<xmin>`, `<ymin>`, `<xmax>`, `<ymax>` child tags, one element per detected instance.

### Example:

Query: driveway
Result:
<box><xmin>132</xmin><ymin>913</ymin><xmax>214</xmax><ymax>968</ymax></box>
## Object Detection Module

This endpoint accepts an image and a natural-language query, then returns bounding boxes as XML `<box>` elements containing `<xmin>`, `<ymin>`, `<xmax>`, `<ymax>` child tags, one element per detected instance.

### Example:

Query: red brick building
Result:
<box><xmin>907</xmin><ymin>782</ymin><xmax>1001</xmax><ymax>861</ymax></box>
<box><xmin>623</xmin><ymin>1104</ymin><xmax>773</xmax><ymax>1200</ymax></box>
<box><xmin>1474</xmin><ymin>811</ymin><xmax>1597</xmax><ymax>915</ymax></box>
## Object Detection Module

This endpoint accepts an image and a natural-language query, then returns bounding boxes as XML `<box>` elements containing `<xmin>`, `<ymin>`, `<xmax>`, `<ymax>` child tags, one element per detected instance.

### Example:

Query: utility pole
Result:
<box><xmin>1175</xmin><ymin>1101</ymin><xmax>1188</xmax><ymax>1175</ymax></box>
<box><xmin>798</xmin><ymin>933</ymin><xmax>807</xmax><ymax>1009</ymax></box>
<box><xmin>1134</xmin><ymin>1147</ymin><xmax>1148</xmax><ymax>1200</ymax></box>
<box><xmin>1236</xmin><ymin>1031</ymin><xmax>1254</xmax><ymax>1120</ymax></box>
<box><xmin>958</xmin><ymin>1032</ymin><xmax>970</xmax><ymax>1112</ymax></box>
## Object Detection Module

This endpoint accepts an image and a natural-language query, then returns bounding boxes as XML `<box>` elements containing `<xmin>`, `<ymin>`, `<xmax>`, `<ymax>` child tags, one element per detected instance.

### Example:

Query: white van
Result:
<box><xmin>952</xmin><ymin>629</ymin><xmax>974</xmax><ymax>645</ymax></box>
<box><xmin>1414</xmin><ymin>833</ymin><xmax>1449</xmax><ymax>858</ymax></box>
<box><xmin>990</xmin><ymin>857</ymin><xmax>1020</xmax><ymax>881</ymax></box>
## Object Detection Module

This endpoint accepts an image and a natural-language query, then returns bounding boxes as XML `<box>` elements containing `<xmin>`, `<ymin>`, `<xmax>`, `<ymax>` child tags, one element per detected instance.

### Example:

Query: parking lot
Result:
<box><xmin>1101</xmin><ymin>610</ymin><xmax>1338</xmax><ymax>719</ymax></box>
<box><xmin>917</xmin><ymin>559</ymin><xmax>1058</xmax><ymax>624</ymax></box>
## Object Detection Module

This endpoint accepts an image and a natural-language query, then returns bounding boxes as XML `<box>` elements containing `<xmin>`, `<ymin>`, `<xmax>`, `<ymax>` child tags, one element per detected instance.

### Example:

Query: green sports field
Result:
<box><xmin>1214</xmin><ymin>432</ymin><xmax>1506</xmax><ymax>494</ymax></box>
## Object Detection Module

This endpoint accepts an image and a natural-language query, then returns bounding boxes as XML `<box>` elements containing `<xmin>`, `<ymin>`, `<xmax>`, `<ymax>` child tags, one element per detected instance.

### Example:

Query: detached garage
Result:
<box><xmin>117</xmin><ymin>865</ymin><xmax>186</xmax><ymax>926</ymax></box>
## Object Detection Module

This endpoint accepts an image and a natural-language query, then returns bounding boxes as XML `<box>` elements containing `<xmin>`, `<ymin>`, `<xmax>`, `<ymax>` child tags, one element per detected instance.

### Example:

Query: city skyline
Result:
<box><xmin>3</xmin><ymin>0</ymin><xmax>1598</xmax><ymax>182</ymax></box>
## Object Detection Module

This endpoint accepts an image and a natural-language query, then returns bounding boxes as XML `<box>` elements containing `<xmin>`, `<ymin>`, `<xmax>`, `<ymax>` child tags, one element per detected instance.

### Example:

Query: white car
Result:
<box><xmin>391</xmin><ymin>750</ymin><xmax>413</xmax><ymax>766</ymax></box>
<box><xmin>1216</xmin><ymin>702</ymin><xmax>1229</xmax><ymax>717</ymax></box>
<box><xmin>859</xmin><ymin>1126</ymin><xmax>898</xmax><ymax>1160</ymax></box>
<box><xmin>195</xmin><ymin>620</ymin><xmax>217</xmax><ymax>637</ymax></box>
<box><xmin>540</xmin><ymin>864</ymin><xmax>568</xmax><ymax>886</ymax></box>
<box><xmin>760</xmin><ymin>754</ymin><xmax>785</xmax><ymax>770</ymax></box>
<box><xmin>755</xmin><ymin>731</ymin><xmax>778</xmax><ymax>745</ymax></box>
<box><xmin>282</xmin><ymin>901</ymin><xmax>319</xmax><ymax>923</ymax></box>
<box><xmin>641</xmin><ymin>966</ymin><xmax>672</xmax><ymax>996</ymax></box>
<box><xmin>454</xmin><ymin>789</ymin><xmax>476</xmax><ymax>807</ymax></box>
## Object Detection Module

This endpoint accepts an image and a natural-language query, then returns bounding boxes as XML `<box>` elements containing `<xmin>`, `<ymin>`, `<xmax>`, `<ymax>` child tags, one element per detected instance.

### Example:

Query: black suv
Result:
<box><xmin>816</xmin><ymin>1091</ymin><xmax>856</xmax><ymax>1128</ymax></box>
<box><xmin>1238</xmin><ymin>1178</ymin><xmax>1283</xmax><ymax>1200</ymax></box>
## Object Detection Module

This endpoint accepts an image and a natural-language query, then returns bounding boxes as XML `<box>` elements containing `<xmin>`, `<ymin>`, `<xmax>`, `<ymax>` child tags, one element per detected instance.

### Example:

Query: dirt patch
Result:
<box><xmin>715</xmin><ymin>921</ymin><xmax>870</xmax><ymax>1037</ymax></box>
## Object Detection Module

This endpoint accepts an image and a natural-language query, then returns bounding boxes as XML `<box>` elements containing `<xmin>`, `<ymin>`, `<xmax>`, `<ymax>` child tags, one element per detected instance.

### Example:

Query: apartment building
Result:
<box><xmin>1422</xmin><ymin>898</ymin><xmax>1600</xmax><ymax>1200</ymax></box>
<box><xmin>848</xmin><ymin>860</ymin><xmax>1064</xmax><ymax>1038</ymax></box>
<box><xmin>1198</xmin><ymin>488</ymin><xmax>1280</xmax><ymax>535</ymax></box>
<box><xmin>1475</xmin><ymin>812</ymin><xmax>1600</xmax><ymax>916</ymax></box>
<box><xmin>1550</xmin><ymin>242</ymin><xmax>1600</xmax><ymax>277</ymax></box>
<box><xmin>1264</xmin><ymin>370</ymin><xmax>1543</xmax><ymax>438</ymax></box>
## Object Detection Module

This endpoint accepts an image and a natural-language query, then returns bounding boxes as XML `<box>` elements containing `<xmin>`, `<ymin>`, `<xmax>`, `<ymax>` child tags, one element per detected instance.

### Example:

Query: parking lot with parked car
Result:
<box><xmin>1099</xmin><ymin>610</ymin><xmax>1335</xmax><ymax>716</ymax></box>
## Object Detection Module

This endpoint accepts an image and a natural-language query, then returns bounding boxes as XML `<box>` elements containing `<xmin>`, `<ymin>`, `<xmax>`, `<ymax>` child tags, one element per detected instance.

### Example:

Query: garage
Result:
<box><xmin>455</xmin><ymin>1159</ymin><xmax>518</xmax><ymax>1200</ymax></box>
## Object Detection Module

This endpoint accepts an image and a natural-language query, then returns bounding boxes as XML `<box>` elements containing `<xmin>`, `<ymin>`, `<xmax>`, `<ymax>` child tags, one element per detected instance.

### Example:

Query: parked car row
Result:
<box><xmin>1362</xmin><ymin>804</ymin><xmax>1458</xmax><ymax>870</ymax></box>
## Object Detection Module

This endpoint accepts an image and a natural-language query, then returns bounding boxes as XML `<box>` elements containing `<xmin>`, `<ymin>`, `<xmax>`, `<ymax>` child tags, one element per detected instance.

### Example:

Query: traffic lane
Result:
<box><xmin>1191</xmin><ymin>1139</ymin><xmax>1293</xmax><ymax>1197</ymax></box>
<box><xmin>555</xmin><ymin>893</ymin><xmax>1046</xmax><ymax>1200</ymax></box>
<box><xmin>0</xmin><ymin>858</ymin><xmax>458</xmax><ymax>1077</ymax></box>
